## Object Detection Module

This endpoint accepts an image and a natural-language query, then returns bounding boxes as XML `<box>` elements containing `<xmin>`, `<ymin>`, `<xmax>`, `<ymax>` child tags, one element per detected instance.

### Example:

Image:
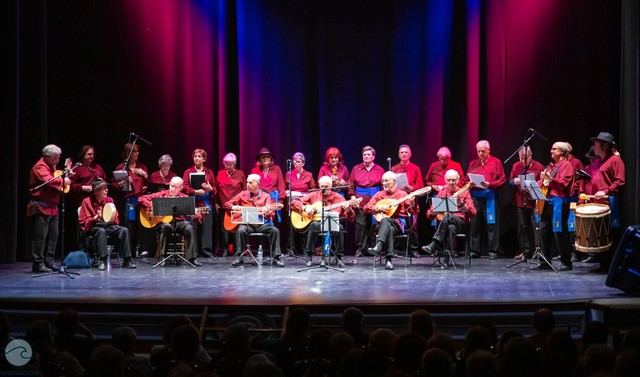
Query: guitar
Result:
<box><xmin>139</xmin><ymin>206</ymin><xmax>211</xmax><ymax>229</ymax></box>
<box><xmin>372</xmin><ymin>186</ymin><xmax>432</xmax><ymax>222</ymax></box>
<box><xmin>535</xmin><ymin>166</ymin><xmax>556</xmax><ymax>215</ymax></box>
<box><xmin>435</xmin><ymin>183</ymin><xmax>471</xmax><ymax>221</ymax></box>
<box><xmin>291</xmin><ymin>197</ymin><xmax>362</xmax><ymax>230</ymax></box>
<box><xmin>222</xmin><ymin>203</ymin><xmax>284</xmax><ymax>232</ymax></box>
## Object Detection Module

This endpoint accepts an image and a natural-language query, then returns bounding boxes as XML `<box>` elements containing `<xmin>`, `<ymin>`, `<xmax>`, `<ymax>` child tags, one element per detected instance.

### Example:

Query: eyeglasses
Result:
<box><xmin>293</xmin><ymin>160</ymin><xmax>304</xmax><ymax>164</ymax></box>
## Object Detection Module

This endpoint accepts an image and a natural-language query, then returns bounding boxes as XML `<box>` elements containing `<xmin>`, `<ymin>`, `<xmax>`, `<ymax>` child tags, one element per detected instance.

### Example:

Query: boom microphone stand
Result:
<box><xmin>285</xmin><ymin>159</ymin><xmax>300</xmax><ymax>259</ymax></box>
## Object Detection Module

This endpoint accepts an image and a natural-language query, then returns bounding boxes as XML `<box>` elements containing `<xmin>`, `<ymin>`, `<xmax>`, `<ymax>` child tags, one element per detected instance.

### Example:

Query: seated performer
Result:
<box><xmin>365</xmin><ymin>171</ymin><xmax>414</xmax><ymax>270</ymax></box>
<box><xmin>138</xmin><ymin>177</ymin><xmax>202</xmax><ymax>267</ymax></box>
<box><xmin>422</xmin><ymin>170</ymin><xmax>476</xmax><ymax>255</ymax></box>
<box><xmin>78</xmin><ymin>179</ymin><xmax>135</xmax><ymax>270</ymax></box>
<box><xmin>224</xmin><ymin>174</ymin><xmax>284</xmax><ymax>267</ymax></box>
<box><xmin>292</xmin><ymin>176</ymin><xmax>356</xmax><ymax>267</ymax></box>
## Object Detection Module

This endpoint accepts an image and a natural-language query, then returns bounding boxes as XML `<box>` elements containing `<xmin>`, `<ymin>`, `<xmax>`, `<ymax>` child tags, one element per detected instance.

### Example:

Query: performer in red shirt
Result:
<box><xmin>365</xmin><ymin>171</ymin><xmax>414</xmax><ymax>270</ymax></box>
<box><xmin>391</xmin><ymin>144</ymin><xmax>424</xmax><ymax>193</ymax></box>
<box><xmin>508</xmin><ymin>146</ymin><xmax>544</xmax><ymax>260</ymax></box>
<box><xmin>292</xmin><ymin>176</ymin><xmax>355</xmax><ymax>267</ymax></box>
<box><xmin>317</xmin><ymin>147</ymin><xmax>350</xmax><ymax>195</ymax></box>
<box><xmin>285</xmin><ymin>152</ymin><xmax>317</xmax><ymax>255</ymax></box>
<box><xmin>216</xmin><ymin>153</ymin><xmax>246</xmax><ymax>255</ymax></box>
<box><xmin>27</xmin><ymin>144</ymin><xmax>71</xmax><ymax>272</ymax></box>
<box><xmin>148</xmin><ymin>154</ymin><xmax>177</xmax><ymax>193</ymax></box>
<box><xmin>566</xmin><ymin>145</ymin><xmax>585</xmax><ymax>198</ymax></box>
<box><xmin>183</xmin><ymin>148</ymin><xmax>217</xmax><ymax>258</ymax></box>
<box><xmin>138</xmin><ymin>177</ymin><xmax>202</xmax><ymax>267</ymax></box>
<box><xmin>224</xmin><ymin>174</ymin><xmax>284</xmax><ymax>267</ymax></box>
<box><xmin>78</xmin><ymin>179</ymin><xmax>135</xmax><ymax>270</ymax></box>
<box><xmin>533</xmin><ymin>142</ymin><xmax>575</xmax><ymax>271</ymax></box>
<box><xmin>251</xmin><ymin>147</ymin><xmax>286</xmax><ymax>200</ymax></box>
<box><xmin>467</xmin><ymin>140</ymin><xmax>506</xmax><ymax>259</ymax></box>
<box><xmin>423</xmin><ymin>169</ymin><xmax>476</xmax><ymax>255</ymax></box>
<box><xmin>585</xmin><ymin>132</ymin><xmax>626</xmax><ymax>273</ymax></box>
<box><xmin>424</xmin><ymin>147</ymin><xmax>465</xmax><ymax>192</ymax></box>
<box><xmin>349</xmin><ymin>146</ymin><xmax>385</xmax><ymax>257</ymax></box>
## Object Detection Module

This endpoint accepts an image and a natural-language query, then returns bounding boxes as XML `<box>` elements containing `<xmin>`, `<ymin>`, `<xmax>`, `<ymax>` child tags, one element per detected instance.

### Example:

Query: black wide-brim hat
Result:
<box><xmin>92</xmin><ymin>178</ymin><xmax>108</xmax><ymax>191</ymax></box>
<box><xmin>590</xmin><ymin>132</ymin><xmax>616</xmax><ymax>146</ymax></box>
<box><xmin>256</xmin><ymin>147</ymin><xmax>274</xmax><ymax>160</ymax></box>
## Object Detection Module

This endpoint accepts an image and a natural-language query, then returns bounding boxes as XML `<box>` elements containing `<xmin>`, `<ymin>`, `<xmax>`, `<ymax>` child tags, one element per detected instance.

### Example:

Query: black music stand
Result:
<box><xmin>151</xmin><ymin>196</ymin><xmax>197</xmax><ymax>268</ymax></box>
<box><xmin>430</xmin><ymin>197</ymin><xmax>462</xmax><ymax>269</ymax></box>
<box><xmin>297</xmin><ymin>194</ymin><xmax>345</xmax><ymax>273</ymax></box>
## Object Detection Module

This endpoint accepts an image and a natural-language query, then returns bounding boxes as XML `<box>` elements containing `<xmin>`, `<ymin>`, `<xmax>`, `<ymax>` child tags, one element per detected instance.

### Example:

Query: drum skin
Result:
<box><xmin>574</xmin><ymin>203</ymin><xmax>612</xmax><ymax>253</ymax></box>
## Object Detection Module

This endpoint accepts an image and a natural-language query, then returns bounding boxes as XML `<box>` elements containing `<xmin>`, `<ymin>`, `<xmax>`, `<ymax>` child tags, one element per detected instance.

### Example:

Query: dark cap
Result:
<box><xmin>256</xmin><ymin>147</ymin><xmax>274</xmax><ymax>160</ymax></box>
<box><xmin>92</xmin><ymin>178</ymin><xmax>108</xmax><ymax>191</ymax></box>
<box><xmin>589</xmin><ymin>132</ymin><xmax>616</xmax><ymax>146</ymax></box>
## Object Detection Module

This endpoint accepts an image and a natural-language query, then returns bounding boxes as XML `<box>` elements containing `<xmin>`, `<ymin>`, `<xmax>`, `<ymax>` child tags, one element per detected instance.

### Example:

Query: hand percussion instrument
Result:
<box><xmin>574</xmin><ymin>203</ymin><xmax>611</xmax><ymax>253</ymax></box>
<box><xmin>102</xmin><ymin>202</ymin><xmax>117</xmax><ymax>223</ymax></box>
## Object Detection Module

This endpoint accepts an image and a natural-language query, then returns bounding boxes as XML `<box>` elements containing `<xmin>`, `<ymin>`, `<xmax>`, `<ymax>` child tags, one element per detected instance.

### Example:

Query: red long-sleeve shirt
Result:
<box><xmin>78</xmin><ymin>196</ymin><xmax>120</xmax><ymax>232</ymax></box>
<box><xmin>391</xmin><ymin>161</ymin><xmax>424</xmax><ymax>192</ymax></box>
<box><xmin>467</xmin><ymin>156</ymin><xmax>506</xmax><ymax>190</ymax></box>
<box><xmin>509</xmin><ymin>160</ymin><xmax>544</xmax><ymax>209</ymax></box>
<box><xmin>286</xmin><ymin>169</ymin><xmax>316</xmax><ymax>193</ymax></box>
<box><xmin>224</xmin><ymin>190</ymin><xmax>277</xmax><ymax>220</ymax></box>
<box><xmin>216</xmin><ymin>169</ymin><xmax>246</xmax><ymax>207</ymax></box>
<box><xmin>147</xmin><ymin>170</ymin><xmax>177</xmax><ymax>192</ymax></box>
<box><xmin>250</xmin><ymin>165</ymin><xmax>286</xmax><ymax>198</ymax></box>
<box><xmin>364</xmin><ymin>188</ymin><xmax>414</xmax><ymax>218</ymax></box>
<box><xmin>427</xmin><ymin>187</ymin><xmax>477</xmax><ymax>221</ymax></box>
<box><xmin>425</xmin><ymin>160</ymin><xmax>465</xmax><ymax>189</ymax></box>
<box><xmin>27</xmin><ymin>158</ymin><xmax>64</xmax><ymax>216</ymax></box>
<box><xmin>540</xmin><ymin>159</ymin><xmax>574</xmax><ymax>198</ymax></box>
<box><xmin>317</xmin><ymin>163</ymin><xmax>350</xmax><ymax>184</ymax></box>
<box><xmin>69</xmin><ymin>163</ymin><xmax>106</xmax><ymax>195</ymax></box>
<box><xmin>567</xmin><ymin>155</ymin><xmax>585</xmax><ymax>196</ymax></box>
<box><xmin>348</xmin><ymin>163</ymin><xmax>385</xmax><ymax>206</ymax></box>
<box><xmin>182</xmin><ymin>166</ymin><xmax>216</xmax><ymax>197</ymax></box>
<box><xmin>138</xmin><ymin>190</ymin><xmax>202</xmax><ymax>222</ymax></box>
<box><xmin>292</xmin><ymin>190</ymin><xmax>354</xmax><ymax>220</ymax></box>
<box><xmin>113</xmin><ymin>162</ymin><xmax>148</xmax><ymax>198</ymax></box>
<box><xmin>589</xmin><ymin>154</ymin><xmax>625</xmax><ymax>196</ymax></box>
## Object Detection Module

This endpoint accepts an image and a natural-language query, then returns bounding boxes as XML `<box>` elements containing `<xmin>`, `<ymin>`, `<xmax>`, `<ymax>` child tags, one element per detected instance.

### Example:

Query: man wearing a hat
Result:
<box><xmin>78</xmin><ymin>179</ymin><xmax>135</xmax><ymax>270</ymax></box>
<box><xmin>585</xmin><ymin>132</ymin><xmax>626</xmax><ymax>273</ymax></box>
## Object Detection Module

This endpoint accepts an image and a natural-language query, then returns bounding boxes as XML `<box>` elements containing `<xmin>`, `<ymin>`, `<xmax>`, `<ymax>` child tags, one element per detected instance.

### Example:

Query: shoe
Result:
<box><xmin>45</xmin><ymin>263</ymin><xmax>59</xmax><ymax>271</ymax></box>
<box><xmin>199</xmin><ymin>249</ymin><xmax>213</xmax><ymax>258</ymax></box>
<box><xmin>123</xmin><ymin>259</ymin><xmax>137</xmax><ymax>269</ymax></box>
<box><xmin>530</xmin><ymin>263</ymin><xmax>552</xmax><ymax>271</ymax></box>
<box><xmin>385</xmin><ymin>259</ymin><xmax>394</xmax><ymax>270</ymax></box>
<box><xmin>189</xmin><ymin>258</ymin><xmax>202</xmax><ymax>267</ymax></box>
<box><xmin>273</xmin><ymin>257</ymin><xmax>285</xmax><ymax>267</ymax></box>
<box><xmin>232</xmin><ymin>257</ymin><xmax>244</xmax><ymax>267</ymax></box>
<box><xmin>367</xmin><ymin>243</ymin><xmax>383</xmax><ymax>256</ymax></box>
<box><xmin>411</xmin><ymin>251</ymin><xmax>421</xmax><ymax>259</ymax></box>
<box><xmin>552</xmin><ymin>255</ymin><xmax>561</xmax><ymax>261</ymax></box>
<box><xmin>451</xmin><ymin>251</ymin><xmax>459</xmax><ymax>258</ymax></box>
<box><xmin>421</xmin><ymin>243</ymin><xmax>435</xmax><ymax>256</ymax></box>
<box><xmin>98</xmin><ymin>261</ymin><xmax>107</xmax><ymax>271</ymax></box>
<box><xmin>304</xmin><ymin>258</ymin><xmax>312</xmax><ymax>267</ymax></box>
<box><xmin>139</xmin><ymin>250</ymin><xmax>149</xmax><ymax>257</ymax></box>
<box><xmin>32</xmin><ymin>264</ymin><xmax>52</xmax><ymax>273</ymax></box>
<box><xmin>583</xmin><ymin>256</ymin><xmax>598</xmax><ymax>263</ymax></box>
<box><xmin>489</xmin><ymin>252</ymin><xmax>498</xmax><ymax>260</ymax></box>
<box><xmin>557</xmin><ymin>263</ymin><xmax>572</xmax><ymax>271</ymax></box>
<box><xmin>355</xmin><ymin>250</ymin><xmax>364</xmax><ymax>257</ymax></box>
<box><xmin>470</xmin><ymin>252</ymin><xmax>480</xmax><ymax>259</ymax></box>
<box><xmin>513</xmin><ymin>252</ymin><xmax>524</xmax><ymax>260</ymax></box>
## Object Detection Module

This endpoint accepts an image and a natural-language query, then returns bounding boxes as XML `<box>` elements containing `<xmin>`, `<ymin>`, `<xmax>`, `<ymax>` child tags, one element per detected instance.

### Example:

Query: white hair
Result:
<box><xmin>247</xmin><ymin>173</ymin><xmax>261</xmax><ymax>183</ymax></box>
<box><xmin>158</xmin><ymin>154</ymin><xmax>173</xmax><ymax>166</ymax></box>
<box><xmin>553</xmin><ymin>142</ymin><xmax>571</xmax><ymax>154</ymax></box>
<box><xmin>476</xmin><ymin>140</ymin><xmax>491</xmax><ymax>150</ymax></box>
<box><xmin>444</xmin><ymin>169</ymin><xmax>460</xmax><ymax>180</ymax></box>
<box><xmin>382</xmin><ymin>171</ymin><xmax>397</xmax><ymax>181</ymax></box>
<box><xmin>318</xmin><ymin>176</ymin><xmax>333</xmax><ymax>186</ymax></box>
<box><xmin>223</xmin><ymin>152</ymin><xmax>237</xmax><ymax>163</ymax></box>
<box><xmin>437</xmin><ymin>146</ymin><xmax>451</xmax><ymax>158</ymax></box>
<box><xmin>42</xmin><ymin>144</ymin><xmax>61</xmax><ymax>157</ymax></box>
<box><xmin>292</xmin><ymin>152</ymin><xmax>305</xmax><ymax>162</ymax></box>
<box><xmin>170</xmin><ymin>176</ymin><xmax>183</xmax><ymax>186</ymax></box>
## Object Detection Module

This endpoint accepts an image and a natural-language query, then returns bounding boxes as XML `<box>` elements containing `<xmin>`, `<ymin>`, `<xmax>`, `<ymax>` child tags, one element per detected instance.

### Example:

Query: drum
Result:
<box><xmin>102</xmin><ymin>202</ymin><xmax>117</xmax><ymax>223</ymax></box>
<box><xmin>574</xmin><ymin>203</ymin><xmax>611</xmax><ymax>253</ymax></box>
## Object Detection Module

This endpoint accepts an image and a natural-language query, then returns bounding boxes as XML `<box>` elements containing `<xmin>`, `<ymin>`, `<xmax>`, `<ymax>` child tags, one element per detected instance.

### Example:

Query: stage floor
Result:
<box><xmin>0</xmin><ymin>255</ymin><xmax>625</xmax><ymax>307</ymax></box>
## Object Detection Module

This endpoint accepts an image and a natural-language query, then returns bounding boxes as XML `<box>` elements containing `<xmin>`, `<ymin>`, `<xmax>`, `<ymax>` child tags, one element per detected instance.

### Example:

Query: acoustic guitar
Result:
<box><xmin>222</xmin><ymin>203</ymin><xmax>284</xmax><ymax>232</ymax></box>
<box><xmin>139</xmin><ymin>206</ymin><xmax>210</xmax><ymax>229</ymax></box>
<box><xmin>290</xmin><ymin>197</ymin><xmax>362</xmax><ymax>230</ymax></box>
<box><xmin>535</xmin><ymin>166</ymin><xmax>555</xmax><ymax>215</ymax></box>
<box><xmin>372</xmin><ymin>186</ymin><xmax>432</xmax><ymax>222</ymax></box>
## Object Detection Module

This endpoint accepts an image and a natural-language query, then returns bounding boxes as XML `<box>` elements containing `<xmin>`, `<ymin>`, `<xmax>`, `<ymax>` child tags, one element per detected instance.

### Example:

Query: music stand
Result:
<box><xmin>505</xmin><ymin>181</ymin><xmax>557</xmax><ymax>272</ymax></box>
<box><xmin>151</xmin><ymin>196</ymin><xmax>197</xmax><ymax>268</ymax></box>
<box><xmin>298</xmin><ymin>197</ymin><xmax>345</xmax><ymax>273</ymax></box>
<box><xmin>430</xmin><ymin>197</ymin><xmax>462</xmax><ymax>269</ymax></box>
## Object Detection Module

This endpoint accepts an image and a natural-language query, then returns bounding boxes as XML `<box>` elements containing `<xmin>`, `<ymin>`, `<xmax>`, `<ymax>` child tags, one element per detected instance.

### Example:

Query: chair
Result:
<box><xmin>77</xmin><ymin>207</ymin><xmax>120</xmax><ymax>269</ymax></box>
<box><xmin>370</xmin><ymin>215</ymin><xmax>415</xmax><ymax>269</ymax></box>
<box><xmin>232</xmin><ymin>232</ymin><xmax>271</xmax><ymax>266</ymax></box>
<box><xmin>152</xmin><ymin>229</ymin><xmax>194</xmax><ymax>268</ymax></box>
<box><xmin>431</xmin><ymin>222</ymin><xmax>469</xmax><ymax>269</ymax></box>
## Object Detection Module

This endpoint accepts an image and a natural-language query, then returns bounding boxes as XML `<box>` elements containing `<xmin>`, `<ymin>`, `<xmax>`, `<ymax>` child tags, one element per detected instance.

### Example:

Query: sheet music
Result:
<box><xmin>189</xmin><ymin>172</ymin><xmax>205</xmax><ymax>189</ymax></box>
<box><xmin>395</xmin><ymin>173</ymin><xmax>409</xmax><ymax>190</ymax></box>
<box><xmin>518</xmin><ymin>173</ymin><xmax>535</xmax><ymax>190</ymax></box>
<box><xmin>467</xmin><ymin>173</ymin><xmax>485</xmax><ymax>186</ymax></box>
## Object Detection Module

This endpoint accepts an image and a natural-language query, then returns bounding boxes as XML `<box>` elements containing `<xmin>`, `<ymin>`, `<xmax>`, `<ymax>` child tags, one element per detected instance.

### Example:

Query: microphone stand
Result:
<box><xmin>285</xmin><ymin>160</ymin><xmax>300</xmax><ymax>259</ymax></box>
<box><xmin>33</xmin><ymin>162</ymin><xmax>81</xmax><ymax>279</ymax></box>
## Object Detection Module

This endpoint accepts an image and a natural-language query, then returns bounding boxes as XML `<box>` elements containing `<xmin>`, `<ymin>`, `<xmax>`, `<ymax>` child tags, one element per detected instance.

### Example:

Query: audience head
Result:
<box><xmin>464</xmin><ymin>326</ymin><xmax>494</xmax><ymax>356</ymax></box>
<box><xmin>342</xmin><ymin>307</ymin><xmax>365</xmax><ymax>334</ymax></box>
<box><xmin>243</xmin><ymin>354</ymin><xmax>282</xmax><ymax>377</ymax></box>
<box><xmin>583</xmin><ymin>344</ymin><xmax>615</xmax><ymax>376</ymax></box>
<box><xmin>497</xmin><ymin>331</ymin><xmax>522</xmax><ymax>356</ymax></box>
<box><xmin>543</xmin><ymin>329</ymin><xmax>577</xmax><ymax>377</ymax></box>
<box><xmin>163</xmin><ymin>315</ymin><xmax>193</xmax><ymax>345</ymax></box>
<box><xmin>368</xmin><ymin>328</ymin><xmax>397</xmax><ymax>358</ymax></box>
<box><xmin>111</xmin><ymin>326</ymin><xmax>137</xmax><ymax>356</ymax></box>
<box><xmin>532</xmin><ymin>308</ymin><xmax>555</xmax><ymax>334</ymax></box>
<box><xmin>285</xmin><ymin>307</ymin><xmax>310</xmax><ymax>335</ymax></box>
<box><xmin>409</xmin><ymin>309</ymin><xmax>435</xmax><ymax>341</ymax></box>
<box><xmin>582</xmin><ymin>321</ymin><xmax>608</xmax><ymax>352</ymax></box>
<box><xmin>89</xmin><ymin>345</ymin><xmax>125</xmax><ymax>377</ymax></box>
<box><xmin>465</xmin><ymin>349</ymin><xmax>498</xmax><ymax>377</ymax></box>
<box><xmin>420</xmin><ymin>348</ymin><xmax>451</xmax><ymax>377</ymax></box>
<box><xmin>621</xmin><ymin>327</ymin><xmax>640</xmax><ymax>352</ymax></box>
<box><xmin>171</xmin><ymin>324</ymin><xmax>201</xmax><ymax>361</ymax></box>
<box><xmin>499</xmin><ymin>337</ymin><xmax>540</xmax><ymax>377</ymax></box>
<box><xmin>392</xmin><ymin>333</ymin><xmax>427</xmax><ymax>374</ymax></box>
<box><xmin>426</xmin><ymin>333</ymin><xmax>456</xmax><ymax>361</ymax></box>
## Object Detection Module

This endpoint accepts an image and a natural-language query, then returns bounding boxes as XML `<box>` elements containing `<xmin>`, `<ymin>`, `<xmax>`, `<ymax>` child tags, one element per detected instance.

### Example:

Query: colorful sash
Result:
<box><xmin>549</xmin><ymin>196</ymin><xmax>573</xmax><ymax>233</ymax></box>
<box><xmin>269</xmin><ymin>191</ymin><xmax>281</xmax><ymax>222</ymax></box>
<box><xmin>471</xmin><ymin>189</ymin><xmax>496</xmax><ymax>225</ymax></box>
<box><xmin>126</xmin><ymin>196</ymin><xmax>138</xmax><ymax>222</ymax></box>
<box><xmin>609</xmin><ymin>195</ymin><xmax>620</xmax><ymax>228</ymax></box>
<box><xmin>356</xmin><ymin>186</ymin><xmax>381</xmax><ymax>225</ymax></box>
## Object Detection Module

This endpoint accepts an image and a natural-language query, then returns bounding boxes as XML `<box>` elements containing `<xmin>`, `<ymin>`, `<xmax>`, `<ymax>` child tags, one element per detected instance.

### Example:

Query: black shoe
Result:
<box><xmin>557</xmin><ymin>263</ymin><xmax>572</xmax><ymax>271</ymax></box>
<box><xmin>98</xmin><ymin>261</ymin><xmax>107</xmax><ymax>271</ymax></box>
<box><xmin>583</xmin><ymin>256</ymin><xmax>598</xmax><ymax>263</ymax></box>
<box><xmin>530</xmin><ymin>263</ymin><xmax>552</xmax><ymax>271</ymax></box>
<box><xmin>411</xmin><ymin>250</ymin><xmax>421</xmax><ymax>259</ymax></box>
<box><xmin>304</xmin><ymin>257</ymin><xmax>312</xmax><ymax>267</ymax></box>
<box><xmin>123</xmin><ymin>259</ymin><xmax>137</xmax><ymax>269</ymax></box>
<box><xmin>367</xmin><ymin>243</ymin><xmax>383</xmax><ymax>256</ymax></box>
<box><xmin>32</xmin><ymin>264</ymin><xmax>52</xmax><ymax>273</ymax></box>
<box><xmin>385</xmin><ymin>259</ymin><xmax>394</xmax><ymax>270</ymax></box>
<box><xmin>189</xmin><ymin>258</ymin><xmax>202</xmax><ymax>267</ymax></box>
<box><xmin>355</xmin><ymin>250</ymin><xmax>364</xmax><ymax>257</ymax></box>
<box><xmin>470</xmin><ymin>251</ymin><xmax>480</xmax><ymax>259</ymax></box>
<box><xmin>552</xmin><ymin>255</ymin><xmax>561</xmax><ymax>261</ymax></box>
<box><xmin>421</xmin><ymin>243</ymin><xmax>435</xmax><ymax>256</ymax></box>
<box><xmin>489</xmin><ymin>252</ymin><xmax>498</xmax><ymax>260</ymax></box>
<box><xmin>45</xmin><ymin>263</ymin><xmax>59</xmax><ymax>271</ymax></box>
<box><xmin>273</xmin><ymin>257</ymin><xmax>285</xmax><ymax>267</ymax></box>
<box><xmin>232</xmin><ymin>257</ymin><xmax>244</xmax><ymax>267</ymax></box>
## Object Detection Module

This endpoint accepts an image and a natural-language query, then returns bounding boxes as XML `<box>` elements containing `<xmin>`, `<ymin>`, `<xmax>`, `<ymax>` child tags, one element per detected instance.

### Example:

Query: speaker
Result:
<box><xmin>606</xmin><ymin>225</ymin><xmax>640</xmax><ymax>293</ymax></box>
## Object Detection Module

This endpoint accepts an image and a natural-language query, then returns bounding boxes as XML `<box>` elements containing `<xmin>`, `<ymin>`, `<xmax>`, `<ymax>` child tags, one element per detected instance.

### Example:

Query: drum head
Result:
<box><xmin>575</xmin><ymin>203</ymin><xmax>610</xmax><ymax>216</ymax></box>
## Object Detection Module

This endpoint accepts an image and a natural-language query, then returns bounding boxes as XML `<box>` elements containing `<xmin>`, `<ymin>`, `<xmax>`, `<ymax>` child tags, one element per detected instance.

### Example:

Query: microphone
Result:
<box><xmin>528</xmin><ymin>128</ymin><xmax>549</xmax><ymax>141</ymax></box>
<box><xmin>386</xmin><ymin>157</ymin><xmax>392</xmax><ymax>170</ymax></box>
<box><xmin>286</xmin><ymin>159</ymin><xmax>292</xmax><ymax>163</ymax></box>
<box><xmin>129</xmin><ymin>132</ymin><xmax>153</xmax><ymax>146</ymax></box>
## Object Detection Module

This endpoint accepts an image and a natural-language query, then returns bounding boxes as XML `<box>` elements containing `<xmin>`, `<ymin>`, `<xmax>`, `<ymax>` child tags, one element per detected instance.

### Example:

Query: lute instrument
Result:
<box><xmin>372</xmin><ymin>186</ymin><xmax>432</xmax><ymax>222</ymax></box>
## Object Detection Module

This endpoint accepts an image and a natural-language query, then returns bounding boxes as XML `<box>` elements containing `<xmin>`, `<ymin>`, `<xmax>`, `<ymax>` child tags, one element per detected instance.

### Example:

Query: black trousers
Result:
<box><xmin>30</xmin><ymin>213</ymin><xmax>58</xmax><ymax>266</ymax></box>
<box><xmin>516</xmin><ymin>207</ymin><xmax>536</xmax><ymax>256</ymax></box>
<box><xmin>469</xmin><ymin>196</ymin><xmax>500</xmax><ymax>255</ymax></box>
<box><xmin>157</xmin><ymin>221</ymin><xmax>197</xmax><ymax>259</ymax></box>
<box><xmin>374</xmin><ymin>217</ymin><xmax>402</xmax><ymax>257</ymax></box>
<box><xmin>540</xmin><ymin>201</ymin><xmax>571</xmax><ymax>266</ymax></box>
<box><xmin>354</xmin><ymin>208</ymin><xmax>372</xmax><ymax>252</ymax></box>
<box><xmin>304</xmin><ymin>221</ymin><xmax>345</xmax><ymax>257</ymax></box>
<box><xmin>433</xmin><ymin>214</ymin><xmax>465</xmax><ymax>248</ymax></box>
<box><xmin>88</xmin><ymin>224</ymin><xmax>132</xmax><ymax>259</ymax></box>
<box><xmin>235</xmin><ymin>224</ymin><xmax>282</xmax><ymax>257</ymax></box>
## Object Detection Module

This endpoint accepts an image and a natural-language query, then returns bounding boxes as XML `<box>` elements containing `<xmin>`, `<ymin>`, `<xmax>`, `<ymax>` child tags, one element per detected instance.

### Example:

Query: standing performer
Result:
<box><xmin>113</xmin><ymin>143</ymin><xmax>148</xmax><ymax>254</ymax></box>
<box><xmin>27</xmin><ymin>144</ymin><xmax>72</xmax><ymax>272</ymax></box>
<box><xmin>365</xmin><ymin>171</ymin><xmax>414</xmax><ymax>270</ymax></box>
<box><xmin>585</xmin><ymin>132</ymin><xmax>625</xmax><ymax>273</ymax></box>
<box><xmin>148</xmin><ymin>154</ymin><xmax>177</xmax><ymax>193</ymax></box>
<box><xmin>216</xmin><ymin>153</ymin><xmax>246</xmax><ymax>255</ymax></box>
<box><xmin>508</xmin><ymin>146</ymin><xmax>544</xmax><ymax>260</ymax></box>
<box><xmin>423</xmin><ymin>169</ymin><xmax>476</xmax><ymax>255</ymax></box>
<box><xmin>467</xmin><ymin>140</ymin><xmax>506</xmax><ymax>259</ymax></box>
<box><xmin>138</xmin><ymin>177</ymin><xmax>202</xmax><ymax>267</ymax></box>
<box><xmin>317</xmin><ymin>147</ymin><xmax>350</xmax><ymax>195</ymax></box>
<box><xmin>78</xmin><ymin>179</ymin><xmax>135</xmax><ymax>270</ymax></box>
<box><xmin>285</xmin><ymin>152</ymin><xmax>316</xmax><ymax>254</ymax></box>
<box><xmin>533</xmin><ymin>142</ymin><xmax>575</xmax><ymax>271</ymax></box>
<box><xmin>182</xmin><ymin>148</ymin><xmax>217</xmax><ymax>258</ymax></box>
<box><xmin>391</xmin><ymin>144</ymin><xmax>424</xmax><ymax>193</ymax></box>
<box><xmin>348</xmin><ymin>146</ymin><xmax>385</xmax><ymax>257</ymax></box>
<box><xmin>251</xmin><ymin>147</ymin><xmax>286</xmax><ymax>201</ymax></box>
<box><xmin>424</xmin><ymin>147</ymin><xmax>465</xmax><ymax>192</ymax></box>
<box><xmin>292</xmin><ymin>176</ymin><xmax>355</xmax><ymax>267</ymax></box>
<box><xmin>224</xmin><ymin>174</ymin><xmax>284</xmax><ymax>267</ymax></box>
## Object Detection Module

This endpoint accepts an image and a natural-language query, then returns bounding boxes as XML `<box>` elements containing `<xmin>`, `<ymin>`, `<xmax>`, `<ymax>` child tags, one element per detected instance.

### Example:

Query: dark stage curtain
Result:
<box><xmin>4</xmin><ymin>0</ymin><xmax>637</xmax><ymax>262</ymax></box>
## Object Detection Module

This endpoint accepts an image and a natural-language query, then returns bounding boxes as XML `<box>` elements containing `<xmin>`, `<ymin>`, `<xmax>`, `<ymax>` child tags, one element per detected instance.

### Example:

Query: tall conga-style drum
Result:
<box><xmin>574</xmin><ymin>203</ymin><xmax>611</xmax><ymax>253</ymax></box>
